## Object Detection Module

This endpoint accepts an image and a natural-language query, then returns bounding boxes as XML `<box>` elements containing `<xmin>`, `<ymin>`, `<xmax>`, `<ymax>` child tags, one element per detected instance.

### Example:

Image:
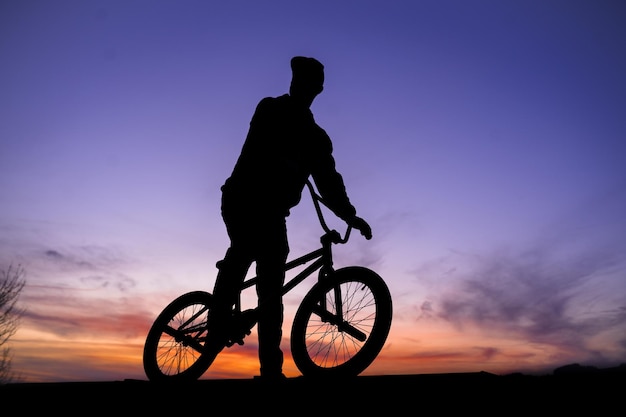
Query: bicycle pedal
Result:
<box><xmin>225</xmin><ymin>334</ymin><xmax>248</xmax><ymax>347</ymax></box>
<box><xmin>226</xmin><ymin>337</ymin><xmax>244</xmax><ymax>346</ymax></box>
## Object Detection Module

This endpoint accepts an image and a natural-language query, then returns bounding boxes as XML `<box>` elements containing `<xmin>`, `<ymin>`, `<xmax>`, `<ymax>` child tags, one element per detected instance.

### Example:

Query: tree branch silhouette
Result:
<box><xmin>0</xmin><ymin>263</ymin><xmax>26</xmax><ymax>384</ymax></box>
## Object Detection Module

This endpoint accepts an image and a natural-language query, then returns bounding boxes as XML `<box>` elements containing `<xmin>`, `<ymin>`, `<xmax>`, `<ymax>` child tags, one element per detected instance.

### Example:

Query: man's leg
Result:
<box><xmin>255</xmin><ymin>219</ymin><xmax>289</xmax><ymax>378</ymax></box>
<box><xmin>209</xmin><ymin>246</ymin><xmax>252</xmax><ymax>346</ymax></box>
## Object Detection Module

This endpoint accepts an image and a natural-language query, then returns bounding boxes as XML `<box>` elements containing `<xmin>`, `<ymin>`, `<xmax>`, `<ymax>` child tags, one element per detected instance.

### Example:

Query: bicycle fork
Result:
<box><xmin>316</xmin><ymin>267</ymin><xmax>367</xmax><ymax>342</ymax></box>
<box><xmin>314</xmin><ymin>232</ymin><xmax>369</xmax><ymax>342</ymax></box>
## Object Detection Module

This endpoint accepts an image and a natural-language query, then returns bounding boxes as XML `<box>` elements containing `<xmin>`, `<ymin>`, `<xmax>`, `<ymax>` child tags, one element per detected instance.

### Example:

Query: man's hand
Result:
<box><xmin>348</xmin><ymin>216</ymin><xmax>372</xmax><ymax>240</ymax></box>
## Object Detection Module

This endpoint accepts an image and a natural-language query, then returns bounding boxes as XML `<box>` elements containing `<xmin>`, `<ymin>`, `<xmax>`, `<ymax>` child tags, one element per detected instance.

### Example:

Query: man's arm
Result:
<box><xmin>310</xmin><ymin>129</ymin><xmax>372</xmax><ymax>240</ymax></box>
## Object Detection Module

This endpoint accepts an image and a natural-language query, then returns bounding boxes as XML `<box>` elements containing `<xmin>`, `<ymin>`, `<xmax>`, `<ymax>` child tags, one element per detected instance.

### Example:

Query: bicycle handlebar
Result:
<box><xmin>305</xmin><ymin>180</ymin><xmax>352</xmax><ymax>244</ymax></box>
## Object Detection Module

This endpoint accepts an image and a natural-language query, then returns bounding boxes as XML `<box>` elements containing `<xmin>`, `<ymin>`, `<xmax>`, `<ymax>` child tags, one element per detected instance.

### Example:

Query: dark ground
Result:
<box><xmin>2</xmin><ymin>365</ymin><xmax>623</xmax><ymax>413</ymax></box>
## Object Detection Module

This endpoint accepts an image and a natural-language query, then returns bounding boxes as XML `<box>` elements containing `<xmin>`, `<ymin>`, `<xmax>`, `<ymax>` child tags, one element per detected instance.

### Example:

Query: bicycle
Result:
<box><xmin>142</xmin><ymin>180</ymin><xmax>393</xmax><ymax>381</ymax></box>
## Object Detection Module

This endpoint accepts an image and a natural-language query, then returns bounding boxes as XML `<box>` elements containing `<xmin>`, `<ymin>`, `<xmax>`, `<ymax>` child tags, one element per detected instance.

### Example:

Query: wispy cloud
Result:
<box><xmin>4</xmin><ymin>232</ymin><xmax>153</xmax><ymax>340</ymax></box>
<box><xmin>20</xmin><ymin>289</ymin><xmax>154</xmax><ymax>340</ymax></box>
<box><xmin>421</xmin><ymin>186</ymin><xmax>626</xmax><ymax>367</ymax></box>
<box><xmin>38</xmin><ymin>245</ymin><xmax>138</xmax><ymax>291</ymax></box>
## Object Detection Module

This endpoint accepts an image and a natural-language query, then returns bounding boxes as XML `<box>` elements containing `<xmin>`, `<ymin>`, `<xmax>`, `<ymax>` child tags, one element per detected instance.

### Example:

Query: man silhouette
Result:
<box><xmin>210</xmin><ymin>56</ymin><xmax>372</xmax><ymax>380</ymax></box>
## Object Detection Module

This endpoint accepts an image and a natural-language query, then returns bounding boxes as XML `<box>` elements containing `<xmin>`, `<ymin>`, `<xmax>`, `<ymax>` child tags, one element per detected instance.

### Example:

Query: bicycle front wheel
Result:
<box><xmin>143</xmin><ymin>291</ymin><xmax>218</xmax><ymax>382</ymax></box>
<box><xmin>290</xmin><ymin>266</ymin><xmax>392</xmax><ymax>377</ymax></box>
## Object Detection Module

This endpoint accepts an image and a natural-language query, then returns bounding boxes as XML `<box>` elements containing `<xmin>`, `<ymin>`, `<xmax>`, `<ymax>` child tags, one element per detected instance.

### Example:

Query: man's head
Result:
<box><xmin>289</xmin><ymin>56</ymin><xmax>324</xmax><ymax>105</ymax></box>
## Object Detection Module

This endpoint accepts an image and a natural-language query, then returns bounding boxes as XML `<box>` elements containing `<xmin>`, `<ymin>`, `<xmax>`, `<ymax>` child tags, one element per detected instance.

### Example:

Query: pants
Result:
<box><xmin>212</xmin><ymin>194</ymin><xmax>289</xmax><ymax>375</ymax></box>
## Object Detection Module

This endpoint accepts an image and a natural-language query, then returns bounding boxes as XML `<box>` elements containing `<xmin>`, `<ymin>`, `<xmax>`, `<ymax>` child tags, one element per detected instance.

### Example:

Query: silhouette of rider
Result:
<box><xmin>210</xmin><ymin>56</ymin><xmax>372</xmax><ymax>380</ymax></box>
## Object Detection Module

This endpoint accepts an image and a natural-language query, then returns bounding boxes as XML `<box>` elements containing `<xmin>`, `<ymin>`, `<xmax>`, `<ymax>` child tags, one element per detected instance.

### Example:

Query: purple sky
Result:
<box><xmin>1</xmin><ymin>1</ymin><xmax>625</xmax><ymax>382</ymax></box>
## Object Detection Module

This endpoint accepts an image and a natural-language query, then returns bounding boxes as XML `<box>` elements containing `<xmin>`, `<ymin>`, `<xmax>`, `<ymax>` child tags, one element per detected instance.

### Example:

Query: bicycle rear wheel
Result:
<box><xmin>290</xmin><ymin>266</ymin><xmax>392</xmax><ymax>377</ymax></box>
<box><xmin>143</xmin><ymin>291</ymin><xmax>219</xmax><ymax>382</ymax></box>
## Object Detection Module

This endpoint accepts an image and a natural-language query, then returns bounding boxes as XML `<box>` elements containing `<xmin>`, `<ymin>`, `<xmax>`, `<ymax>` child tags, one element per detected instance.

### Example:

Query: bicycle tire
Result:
<box><xmin>290</xmin><ymin>266</ymin><xmax>392</xmax><ymax>377</ymax></box>
<box><xmin>143</xmin><ymin>291</ymin><xmax>218</xmax><ymax>382</ymax></box>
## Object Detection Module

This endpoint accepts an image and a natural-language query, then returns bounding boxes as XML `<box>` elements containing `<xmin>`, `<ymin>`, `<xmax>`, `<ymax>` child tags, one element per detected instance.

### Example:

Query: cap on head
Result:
<box><xmin>290</xmin><ymin>56</ymin><xmax>324</xmax><ymax>93</ymax></box>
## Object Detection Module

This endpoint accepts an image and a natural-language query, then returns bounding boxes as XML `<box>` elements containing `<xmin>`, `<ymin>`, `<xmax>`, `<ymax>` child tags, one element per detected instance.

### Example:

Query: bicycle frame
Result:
<box><xmin>229</xmin><ymin>180</ymin><xmax>362</xmax><ymax>339</ymax></box>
